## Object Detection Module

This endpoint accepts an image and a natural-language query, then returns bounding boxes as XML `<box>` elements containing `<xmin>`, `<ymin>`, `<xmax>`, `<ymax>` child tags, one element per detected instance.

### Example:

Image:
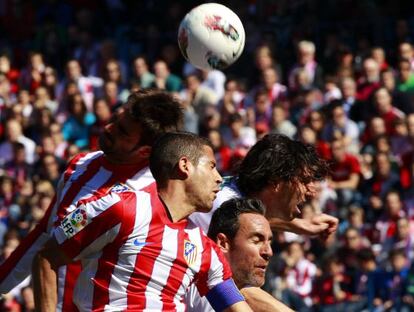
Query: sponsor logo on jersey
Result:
<box><xmin>61</xmin><ymin>206</ymin><xmax>89</xmax><ymax>239</ymax></box>
<box><xmin>133</xmin><ymin>239</ymin><xmax>153</xmax><ymax>248</ymax></box>
<box><xmin>184</xmin><ymin>240</ymin><xmax>198</xmax><ymax>266</ymax></box>
<box><xmin>111</xmin><ymin>183</ymin><xmax>130</xmax><ymax>193</ymax></box>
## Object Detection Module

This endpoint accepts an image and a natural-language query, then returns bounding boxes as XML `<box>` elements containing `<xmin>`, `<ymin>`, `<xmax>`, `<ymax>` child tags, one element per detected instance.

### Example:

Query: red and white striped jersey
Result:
<box><xmin>54</xmin><ymin>183</ymin><xmax>233</xmax><ymax>311</ymax></box>
<box><xmin>0</xmin><ymin>151</ymin><xmax>153</xmax><ymax>312</ymax></box>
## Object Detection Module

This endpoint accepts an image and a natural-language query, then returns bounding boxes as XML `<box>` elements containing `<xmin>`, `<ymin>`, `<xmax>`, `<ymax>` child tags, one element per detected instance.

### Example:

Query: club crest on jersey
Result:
<box><xmin>61</xmin><ymin>205</ymin><xmax>89</xmax><ymax>239</ymax></box>
<box><xmin>184</xmin><ymin>240</ymin><xmax>198</xmax><ymax>266</ymax></box>
<box><xmin>111</xmin><ymin>183</ymin><xmax>130</xmax><ymax>193</ymax></box>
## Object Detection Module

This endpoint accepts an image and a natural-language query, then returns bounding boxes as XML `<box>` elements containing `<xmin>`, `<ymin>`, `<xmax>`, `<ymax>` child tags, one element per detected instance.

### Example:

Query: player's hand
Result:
<box><xmin>292</xmin><ymin>213</ymin><xmax>338</xmax><ymax>237</ymax></box>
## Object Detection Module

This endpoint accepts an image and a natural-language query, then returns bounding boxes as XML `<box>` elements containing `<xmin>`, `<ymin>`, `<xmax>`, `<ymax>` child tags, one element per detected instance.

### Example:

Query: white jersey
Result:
<box><xmin>189</xmin><ymin>176</ymin><xmax>241</xmax><ymax>232</ymax></box>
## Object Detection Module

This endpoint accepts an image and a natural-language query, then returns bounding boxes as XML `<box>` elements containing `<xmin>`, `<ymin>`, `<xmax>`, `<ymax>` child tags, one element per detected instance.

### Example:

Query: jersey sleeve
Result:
<box><xmin>195</xmin><ymin>236</ymin><xmax>233</xmax><ymax>296</ymax></box>
<box><xmin>53</xmin><ymin>192</ymin><xmax>128</xmax><ymax>261</ymax></box>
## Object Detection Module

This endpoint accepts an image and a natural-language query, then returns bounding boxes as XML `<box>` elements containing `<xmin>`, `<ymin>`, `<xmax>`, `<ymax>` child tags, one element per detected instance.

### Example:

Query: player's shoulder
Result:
<box><xmin>67</xmin><ymin>150</ymin><xmax>103</xmax><ymax>166</ymax></box>
<box><xmin>214</xmin><ymin>176</ymin><xmax>241</xmax><ymax>207</ymax></box>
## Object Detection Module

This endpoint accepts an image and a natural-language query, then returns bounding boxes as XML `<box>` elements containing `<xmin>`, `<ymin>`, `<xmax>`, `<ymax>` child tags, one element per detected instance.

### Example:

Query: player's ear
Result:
<box><xmin>177</xmin><ymin>156</ymin><xmax>191</xmax><ymax>179</ymax></box>
<box><xmin>216</xmin><ymin>233</ymin><xmax>230</xmax><ymax>253</ymax></box>
<box><xmin>137</xmin><ymin>145</ymin><xmax>151</xmax><ymax>158</ymax></box>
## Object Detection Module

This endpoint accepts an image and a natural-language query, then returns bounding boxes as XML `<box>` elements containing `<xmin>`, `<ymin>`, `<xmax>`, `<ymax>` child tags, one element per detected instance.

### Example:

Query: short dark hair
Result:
<box><xmin>237</xmin><ymin>134</ymin><xmax>329</xmax><ymax>196</ymax></box>
<box><xmin>207</xmin><ymin>198</ymin><xmax>266</xmax><ymax>241</ymax></box>
<box><xmin>149</xmin><ymin>132</ymin><xmax>212</xmax><ymax>187</ymax></box>
<box><xmin>127</xmin><ymin>89</ymin><xmax>183</xmax><ymax>146</ymax></box>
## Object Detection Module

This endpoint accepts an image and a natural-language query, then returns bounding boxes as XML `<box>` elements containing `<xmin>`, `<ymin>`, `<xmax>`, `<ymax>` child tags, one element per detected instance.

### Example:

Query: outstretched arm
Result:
<box><xmin>268</xmin><ymin>213</ymin><xmax>338</xmax><ymax>238</ymax></box>
<box><xmin>223</xmin><ymin>301</ymin><xmax>253</xmax><ymax>312</ymax></box>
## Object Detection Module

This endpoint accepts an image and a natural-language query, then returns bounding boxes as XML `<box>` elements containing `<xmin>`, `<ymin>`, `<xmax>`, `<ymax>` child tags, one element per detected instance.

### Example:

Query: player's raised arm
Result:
<box><xmin>32</xmin><ymin>238</ymin><xmax>71</xmax><ymax>312</ymax></box>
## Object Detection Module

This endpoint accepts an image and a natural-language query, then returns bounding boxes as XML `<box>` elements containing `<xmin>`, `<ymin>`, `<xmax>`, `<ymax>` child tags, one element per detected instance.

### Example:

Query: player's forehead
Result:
<box><xmin>198</xmin><ymin>145</ymin><xmax>215</xmax><ymax>163</ymax></box>
<box><xmin>237</xmin><ymin>213</ymin><xmax>272</xmax><ymax>237</ymax></box>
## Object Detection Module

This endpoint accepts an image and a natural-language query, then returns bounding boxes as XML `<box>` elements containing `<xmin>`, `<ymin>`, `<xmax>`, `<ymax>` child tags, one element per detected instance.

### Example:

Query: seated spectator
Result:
<box><xmin>27</xmin><ymin>107</ymin><xmax>55</xmax><ymax>144</ymax></box>
<box><xmin>33</xmin><ymin>154</ymin><xmax>62</xmax><ymax>188</ymax></box>
<box><xmin>379</xmin><ymin>217</ymin><xmax>414</xmax><ymax>266</ymax></box>
<box><xmin>355</xmin><ymin>58</ymin><xmax>381</xmax><ymax>103</ymax></box>
<box><xmin>270</xmin><ymin>103</ymin><xmax>297</xmax><ymax>139</ymax></box>
<box><xmin>322</xmin><ymin>103</ymin><xmax>360</xmax><ymax>154</ymax></box>
<box><xmin>282</xmin><ymin>242</ymin><xmax>317</xmax><ymax>309</ymax></box>
<box><xmin>179</xmin><ymin>72</ymin><xmax>217</xmax><ymax>120</ymax></box>
<box><xmin>0</xmin><ymin>118</ymin><xmax>36</xmax><ymax>166</ymax></box>
<box><xmin>328</xmin><ymin>138</ymin><xmax>361</xmax><ymax>217</ymax></box>
<box><xmin>397</xmin><ymin>58</ymin><xmax>414</xmax><ymax>93</ymax></box>
<box><xmin>151</xmin><ymin>59</ymin><xmax>182</xmax><ymax>92</ymax></box>
<box><xmin>298</xmin><ymin>125</ymin><xmax>331</xmax><ymax>160</ymax></box>
<box><xmin>3</xmin><ymin>142</ymin><xmax>33</xmax><ymax>192</ymax></box>
<box><xmin>375</xmin><ymin>191</ymin><xmax>407</xmax><ymax>243</ymax></box>
<box><xmin>207</xmin><ymin>129</ymin><xmax>232</xmax><ymax>175</ymax></box>
<box><xmin>0</xmin><ymin>53</ymin><xmax>19</xmax><ymax>96</ymax></box>
<box><xmin>33</xmin><ymin>86</ymin><xmax>58</xmax><ymax>114</ymax></box>
<box><xmin>336</xmin><ymin>227</ymin><xmax>371</xmax><ymax>274</ymax></box>
<box><xmin>132</xmin><ymin>55</ymin><xmax>155</xmax><ymax>89</ymax></box>
<box><xmin>371</xmin><ymin>46</ymin><xmax>389</xmax><ymax>71</ymax></box>
<box><xmin>368</xmin><ymin>249</ymin><xmax>410</xmax><ymax>311</ymax></box>
<box><xmin>89</xmin><ymin>98</ymin><xmax>112</xmax><ymax>151</ymax></box>
<box><xmin>103</xmin><ymin>58</ymin><xmax>129</xmax><ymax>103</ymax></box>
<box><xmin>402</xmin><ymin>261</ymin><xmax>414</xmax><ymax>310</ymax></box>
<box><xmin>352</xmin><ymin>247</ymin><xmax>377</xmax><ymax>310</ymax></box>
<box><xmin>312</xmin><ymin>256</ymin><xmax>359</xmax><ymax>312</ymax></box>
<box><xmin>246</xmin><ymin>89</ymin><xmax>272</xmax><ymax>128</ymax></box>
<box><xmin>323</xmin><ymin>76</ymin><xmax>342</xmax><ymax>104</ymax></box>
<box><xmin>49</xmin><ymin>122</ymin><xmax>68</xmax><ymax>159</ymax></box>
<box><xmin>380</xmin><ymin>68</ymin><xmax>413</xmax><ymax>115</ymax></box>
<box><xmin>339</xmin><ymin>77</ymin><xmax>358</xmax><ymax>116</ymax></box>
<box><xmin>338</xmin><ymin>205</ymin><xmax>373</xmax><ymax>240</ymax></box>
<box><xmin>103</xmin><ymin>80</ymin><xmax>123</xmax><ymax>110</ymax></box>
<box><xmin>222</xmin><ymin>112</ymin><xmax>256</xmax><ymax>151</ymax></box>
<box><xmin>360</xmin><ymin>117</ymin><xmax>387</xmax><ymax>153</ymax></box>
<box><xmin>218</xmin><ymin>78</ymin><xmax>246</xmax><ymax>126</ymax></box>
<box><xmin>57</xmin><ymin>59</ymin><xmax>104</xmax><ymax>112</ymax></box>
<box><xmin>307</xmin><ymin>110</ymin><xmax>326</xmax><ymax>139</ymax></box>
<box><xmin>288</xmin><ymin>40</ymin><xmax>324</xmax><ymax>91</ymax></box>
<box><xmin>359</xmin><ymin>152</ymin><xmax>401</xmax><ymax>213</ymax></box>
<box><xmin>62</xmin><ymin>93</ymin><xmax>96</xmax><ymax>149</ymax></box>
<box><xmin>398</xmin><ymin>42</ymin><xmax>414</xmax><ymax>70</ymax></box>
<box><xmin>373</xmin><ymin>87</ymin><xmax>405</xmax><ymax>136</ymax></box>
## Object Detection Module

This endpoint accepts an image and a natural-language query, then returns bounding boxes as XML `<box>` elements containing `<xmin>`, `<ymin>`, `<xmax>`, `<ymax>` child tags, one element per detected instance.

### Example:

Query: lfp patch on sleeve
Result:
<box><xmin>60</xmin><ymin>205</ymin><xmax>89</xmax><ymax>239</ymax></box>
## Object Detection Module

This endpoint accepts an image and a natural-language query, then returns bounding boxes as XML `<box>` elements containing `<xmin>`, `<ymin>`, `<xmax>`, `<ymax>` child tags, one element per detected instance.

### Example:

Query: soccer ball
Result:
<box><xmin>178</xmin><ymin>3</ymin><xmax>245</xmax><ymax>71</ymax></box>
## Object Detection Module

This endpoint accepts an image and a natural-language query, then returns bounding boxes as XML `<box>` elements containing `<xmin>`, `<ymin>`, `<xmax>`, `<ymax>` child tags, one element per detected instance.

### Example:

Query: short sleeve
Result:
<box><xmin>53</xmin><ymin>192</ymin><xmax>126</xmax><ymax>261</ymax></box>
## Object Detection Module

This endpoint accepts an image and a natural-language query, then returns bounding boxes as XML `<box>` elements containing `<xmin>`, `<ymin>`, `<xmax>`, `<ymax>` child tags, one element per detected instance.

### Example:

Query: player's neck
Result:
<box><xmin>158</xmin><ymin>186</ymin><xmax>194</xmax><ymax>222</ymax></box>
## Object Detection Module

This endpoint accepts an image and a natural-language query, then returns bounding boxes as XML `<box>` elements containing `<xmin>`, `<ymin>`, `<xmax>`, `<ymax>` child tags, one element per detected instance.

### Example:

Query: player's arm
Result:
<box><xmin>240</xmin><ymin>287</ymin><xmax>294</xmax><ymax>312</ymax></box>
<box><xmin>205</xmin><ymin>279</ymin><xmax>252</xmax><ymax>312</ymax></box>
<box><xmin>33</xmin><ymin>191</ymin><xmax>127</xmax><ymax>311</ymax></box>
<box><xmin>223</xmin><ymin>301</ymin><xmax>253</xmax><ymax>312</ymax></box>
<box><xmin>32</xmin><ymin>238</ymin><xmax>72</xmax><ymax>312</ymax></box>
<box><xmin>268</xmin><ymin>213</ymin><xmax>338</xmax><ymax>237</ymax></box>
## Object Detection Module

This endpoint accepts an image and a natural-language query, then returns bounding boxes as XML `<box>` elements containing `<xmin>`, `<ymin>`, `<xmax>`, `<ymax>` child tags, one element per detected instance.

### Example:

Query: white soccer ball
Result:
<box><xmin>178</xmin><ymin>3</ymin><xmax>245</xmax><ymax>71</ymax></box>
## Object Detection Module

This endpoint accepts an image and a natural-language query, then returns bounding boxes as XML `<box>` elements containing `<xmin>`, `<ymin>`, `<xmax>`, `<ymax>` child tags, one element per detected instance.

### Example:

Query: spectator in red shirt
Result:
<box><xmin>328</xmin><ymin>138</ymin><xmax>361</xmax><ymax>218</ymax></box>
<box><xmin>356</xmin><ymin>58</ymin><xmax>381</xmax><ymax>103</ymax></box>
<box><xmin>373</xmin><ymin>87</ymin><xmax>405</xmax><ymax>136</ymax></box>
<box><xmin>312</xmin><ymin>256</ymin><xmax>358</xmax><ymax>311</ymax></box>
<box><xmin>359</xmin><ymin>152</ymin><xmax>401</xmax><ymax>219</ymax></box>
<box><xmin>375</xmin><ymin>191</ymin><xmax>407</xmax><ymax>244</ymax></box>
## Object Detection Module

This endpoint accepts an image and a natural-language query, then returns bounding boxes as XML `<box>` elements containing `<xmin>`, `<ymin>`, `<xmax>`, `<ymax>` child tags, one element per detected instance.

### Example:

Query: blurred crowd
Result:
<box><xmin>2</xmin><ymin>0</ymin><xmax>414</xmax><ymax>311</ymax></box>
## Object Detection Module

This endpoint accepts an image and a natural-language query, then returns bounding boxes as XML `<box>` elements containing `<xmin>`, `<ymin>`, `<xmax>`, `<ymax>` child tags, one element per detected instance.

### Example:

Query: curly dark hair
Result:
<box><xmin>237</xmin><ymin>134</ymin><xmax>329</xmax><ymax>196</ymax></box>
<box><xmin>127</xmin><ymin>89</ymin><xmax>184</xmax><ymax>146</ymax></box>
